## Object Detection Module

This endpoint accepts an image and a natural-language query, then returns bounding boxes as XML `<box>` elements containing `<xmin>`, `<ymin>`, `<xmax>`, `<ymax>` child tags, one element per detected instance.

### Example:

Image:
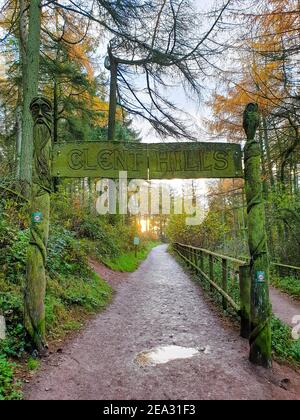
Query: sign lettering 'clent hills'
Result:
<box><xmin>52</xmin><ymin>141</ymin><xmax>243</xmax><ymax>179</ymax></box>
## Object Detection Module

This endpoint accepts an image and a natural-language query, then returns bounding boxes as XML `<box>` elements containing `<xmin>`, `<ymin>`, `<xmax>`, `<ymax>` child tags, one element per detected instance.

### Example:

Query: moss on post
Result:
<box><xmin>239</xmin><ymin>264</ymin><xmax>251</xmax><ymax>339</ymax></box>
<box><xmin>243</xmin><ymin>103</ymin><xmax>272</xmax><ymax>368</ymax></box>
<box><xmin>24</xmin><ymin>97</ymin><xmax>53</xmax><ymax>353</ymax></box>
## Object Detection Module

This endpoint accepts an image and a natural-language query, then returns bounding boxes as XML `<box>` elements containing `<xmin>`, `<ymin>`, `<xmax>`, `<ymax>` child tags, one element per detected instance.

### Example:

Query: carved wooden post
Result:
<box><xmin>239</xmin><ymin>264</ymin><xmax>251</xmax><ymax>339</ymax></box>
<box><xmin>243</xmin><ymin>103</ymin><xmax>272</xmax><ymax>368</ymax></box>
<box><xmin>24</xmin><ymin>97</ymin><xmax>53</xmax><ymax>352</ymax></box>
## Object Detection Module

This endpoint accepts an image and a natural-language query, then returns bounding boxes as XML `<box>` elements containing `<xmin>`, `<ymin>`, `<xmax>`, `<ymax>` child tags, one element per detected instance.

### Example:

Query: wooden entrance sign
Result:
<box><xmin>52</xmin><ymin>141</ymin><xmax>243</xmax><ymax>180</ymax></box>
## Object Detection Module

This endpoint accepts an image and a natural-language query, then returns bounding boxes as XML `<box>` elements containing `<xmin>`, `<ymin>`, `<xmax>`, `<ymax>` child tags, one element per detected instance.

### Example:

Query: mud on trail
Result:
<box><xmin>24</xmin><ymin>245</ymin><xmax>300</xmax><ymax>400</ymax></box>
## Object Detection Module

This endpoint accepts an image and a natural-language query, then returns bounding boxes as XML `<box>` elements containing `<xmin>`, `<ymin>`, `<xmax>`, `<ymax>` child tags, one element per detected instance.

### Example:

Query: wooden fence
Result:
<box><xmin>173</xmin><ymin>243</ymin><xmax>243</xmax><ymax>314</ymax></box>
<box><xmin>173</xmin><ymin>242</ymin><xmax>300</xmax><ymax>338</ymax></box>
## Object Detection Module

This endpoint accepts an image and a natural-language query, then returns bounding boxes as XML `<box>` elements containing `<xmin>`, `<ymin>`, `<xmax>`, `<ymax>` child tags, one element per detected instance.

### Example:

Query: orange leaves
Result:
<box><xmin>208</xmin><ymin>0</ymin><xmax>299</xmax><ymax>142</ymax></box>
<box><xmin>41</xmin><ymin>6</ymin><xmax>96</xmax><ymax>80</ymax></box>
<box><xmin>65</xmin><ymin>41</ymin><xmax>94</xmax><ymax>80</ymax></box>
<box><xmin>0</xmin><ymin>0</ymin><xmax>17</xmax><ymax>32</ymax></box>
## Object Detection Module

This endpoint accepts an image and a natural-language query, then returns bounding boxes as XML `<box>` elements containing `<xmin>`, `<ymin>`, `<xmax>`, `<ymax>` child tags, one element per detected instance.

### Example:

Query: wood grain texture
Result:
<box><xmin>52</xmin><ymin>141</ymin><xmax>243</xmax><ymax>180</ymax></box>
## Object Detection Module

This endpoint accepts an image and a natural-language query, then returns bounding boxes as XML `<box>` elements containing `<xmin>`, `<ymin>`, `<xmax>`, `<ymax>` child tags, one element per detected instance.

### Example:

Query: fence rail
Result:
<box><xmin>271</xmin><ymin>262</ymin><xmax>300</xmax><ymax>279</ymax></box>
<box><xmin>237</xmin><ymin>255</ymin><xmax>300</xmax><ymax>279</ymax></box>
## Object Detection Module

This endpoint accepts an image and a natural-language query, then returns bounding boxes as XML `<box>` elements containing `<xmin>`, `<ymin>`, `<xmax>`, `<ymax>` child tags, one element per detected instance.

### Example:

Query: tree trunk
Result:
<box><xmin>16</xmin><ymin>0</ymin><xmax>27</xmax><ymax>178</ymax></box>
<box><xmin>258</xmin><ymin>121</ymin><xmax>268</xmax><ymax>198</ymax></box>
<box><xmin>107</xmin><ymin>56</ymin><xmax>118</xmax><ymax>141</ymax></box>
<box><xmin>15</xmin><ymin>103</ymin><xmax>22</xmax><ymax>178</ymax></box>
<box><xmin>52</xmin><ymin>79</ymin><xmax>60</xmax><ymax>192</ymax></box>
<box><xmin>19</xmin><ymin>0</ymin><xmax>42</xmax><ymax>197</ymax></box>
<box><xmin>259</xmin><ymin>119</ymin><xmax>275</xmax><ymax>257</ymax></box>
<box><xmin>262</xmin><ymin>116</ymin><xmax>275</xmax><ymax>189</ymax></box>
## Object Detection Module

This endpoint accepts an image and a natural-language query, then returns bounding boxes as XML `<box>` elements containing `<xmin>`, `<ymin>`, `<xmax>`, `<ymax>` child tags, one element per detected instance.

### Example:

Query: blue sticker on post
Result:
<box><xmin>256</xmin><ymin>271</ymin><xmax>265</xmax><ymax>283</ymax></box>
<box><xmin>32</xmin><ymin>212</ymin><xmax>42</xmax><ymax>224</ymax></box>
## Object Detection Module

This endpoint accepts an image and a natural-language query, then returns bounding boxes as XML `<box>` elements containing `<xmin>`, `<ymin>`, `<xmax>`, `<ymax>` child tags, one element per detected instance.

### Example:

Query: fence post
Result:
<box><xmin>243</xmin><ymin>103</ymin><xmax>272</xmax><ymax>368</ymax></box>
<box><xmin>209</xmin><ymin>254</ymin><xmax>214</xmax><ymax>292</ymax></box>
<box><xmin>194</xmin><ymin>249</ymin><xmax>199</xmax><ymax>270</ymax></box>
<box><xmin>24</xmin><ymin>97</ymin><xmax>52</xmax><ymax>353</ymax></box>
<box><xmin>193</xmin><ymin>248</ymin><xmax>197</xmax><ymax>270</ymax></box>
<box><xmin>199</xmin><ymin>251</ymin><xmax>204</xmax><ymax>273</ymax></box>
<box><xmin>222</xmin><ymin>259</ymin><xmax>228</xmax><ymax>310</ymax></box>
<box><xmin>239</xmin><ymin>264</ymin><xmax>251</xmax><ymax>338</ymax></box>
<box><xmin>186</xmin><ymin>247</ymin><xmax>190</xmax><ymax>266</ymax></box>
<box><xmin>192</xmin><ymin>248</ymin><xmax>194</xmax><ymax>267</ymax></box>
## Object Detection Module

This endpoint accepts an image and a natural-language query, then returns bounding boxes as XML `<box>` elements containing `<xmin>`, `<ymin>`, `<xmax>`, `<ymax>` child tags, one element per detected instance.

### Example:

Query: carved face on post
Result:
<box><xmin>30</xmin><ymin>97</ymin><xmax>53</xmax><ymax>128</ymax></box>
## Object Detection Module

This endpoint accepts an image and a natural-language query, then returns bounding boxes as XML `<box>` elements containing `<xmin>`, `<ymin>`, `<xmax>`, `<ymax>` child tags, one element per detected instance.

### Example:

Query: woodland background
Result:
<box><xmin>0</xmin><ymin>0</ymin><xmax>299</xmax><ymax>399</ymax></box>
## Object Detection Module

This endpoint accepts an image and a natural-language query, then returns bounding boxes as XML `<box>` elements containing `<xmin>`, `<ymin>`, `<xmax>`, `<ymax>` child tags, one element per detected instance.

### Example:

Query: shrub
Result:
<box><xmin>271</xmin><ymin>317</ymin><xmax>300</xmax><ymax>365</ymax></box>
<box><xmin>74</xmin><ymin>215</ymin><xmax>121</xmax><ymax>258</ymax></box>
<box><xmin>0</xmin><ymin>289</ymin><xmax>25</xmax><ymax>357</ymax></box>
<box><xmin>0</xmin><ymin>218</ymin><xmax>18</xmax><ymax>258</ymax></box>
<box><xmin>47</xmin><ymin>224</ymin><xmax>90</xmax><ymax>278</ymax></box>
<box><xmin>4</xmin><ymin>230</ymin><xmax>29</xmax><ymax>284</ymax></box>
<box><xmin>0</xmin><ymin>355</ymin><xmax>22</xmax><ymax>400</ymax></box>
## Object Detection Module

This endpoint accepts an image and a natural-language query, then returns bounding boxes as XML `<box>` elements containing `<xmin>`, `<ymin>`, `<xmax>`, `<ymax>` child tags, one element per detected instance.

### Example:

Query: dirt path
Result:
<box><xmin>24</xmin><ymin>245</ymin><xmax>300</xmax><ymax>400</ymax></box>
<box><xmin>270</xmin><ymin>287</ymin><xmax>300</xmax><ymax>327</ymax></box>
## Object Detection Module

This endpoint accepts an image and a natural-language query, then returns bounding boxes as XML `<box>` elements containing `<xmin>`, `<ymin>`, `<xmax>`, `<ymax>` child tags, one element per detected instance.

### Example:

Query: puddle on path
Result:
<box><xmin>136</xmin><ymin>345</ymin><xmax>201</xmax><ymax>365</ymax></box>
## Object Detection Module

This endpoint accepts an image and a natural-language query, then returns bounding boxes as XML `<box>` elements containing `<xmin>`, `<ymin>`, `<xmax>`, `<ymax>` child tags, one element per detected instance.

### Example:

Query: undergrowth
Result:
<box><xmin>270</xmin><ymin>275</ymin><xmax>300</xmax><ymax>300</ymax></box>
<box><xmin>0</xmin><ymin>355</ymin><xmax>22</xmax><ymax>400</ymax></box>
<box><xmin>271</xmin><ymin>317</ymin><xmax>300</xmax><ymax>367</ymax></box>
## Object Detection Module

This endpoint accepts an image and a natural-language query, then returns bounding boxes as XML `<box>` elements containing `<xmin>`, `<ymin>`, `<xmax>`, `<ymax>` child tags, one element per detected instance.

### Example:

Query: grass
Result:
<box><xmin>62</xmin><ymin>321</ymin><xmax>82</xmax><ymax>331</ymax></box>
<box><xmin>27</xmin><ymin>357</ymin><xmax>40</xmax><ymax>371</ymax></box>
<box><xmin>45</xmin><ymin>272</ymin><xmax>113</xmax><ymax>340</ymax></box>
<box><xmin>270</xmin><ymin>275</ymin><xmax>300</xmax><ymax>300</ymax></box>
<box><xmin>102</xmin><ymin>241</ymin><xmax>159</xmax><ymax>272</ymax></box>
